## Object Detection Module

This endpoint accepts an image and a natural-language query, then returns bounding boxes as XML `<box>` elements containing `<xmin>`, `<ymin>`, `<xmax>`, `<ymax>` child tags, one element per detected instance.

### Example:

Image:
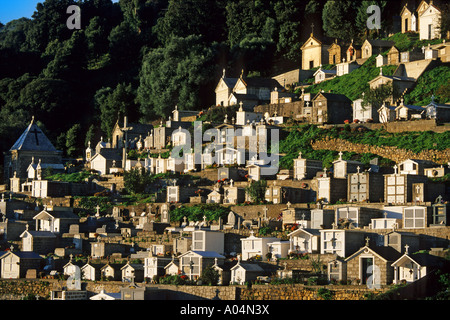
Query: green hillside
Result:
<box><xmin>298</xmin><ymin>56</ymin><xmax>397</xmax><ymax>101</ymax></box>
<box><xmin>383</xmin><ymin>32</ymin><xmax>444</xmax><ymax>53</ymax></box>
<box><xmin>404</xmin><ymin>65</ymin><xmax>450</xmax><ymax>105</ymax></box>
<box><xmin>298</xmin><ymin>33</ymin><xmax>449</xmax><ymax>104</ymax></box>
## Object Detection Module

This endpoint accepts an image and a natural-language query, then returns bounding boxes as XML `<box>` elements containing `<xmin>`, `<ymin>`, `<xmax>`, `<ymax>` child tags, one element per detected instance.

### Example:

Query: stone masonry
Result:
<box><xmin>311</xmin><ymin>136</ymin><xmax>450</xmax><ymax>164</ymax></box>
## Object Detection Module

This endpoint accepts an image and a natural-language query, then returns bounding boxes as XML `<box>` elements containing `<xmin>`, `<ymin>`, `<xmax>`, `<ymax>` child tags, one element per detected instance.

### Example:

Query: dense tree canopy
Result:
<box><xmin>137</xmin><ymin>35</ymin><xmax>218</xmax><ymax>119</ymax></box>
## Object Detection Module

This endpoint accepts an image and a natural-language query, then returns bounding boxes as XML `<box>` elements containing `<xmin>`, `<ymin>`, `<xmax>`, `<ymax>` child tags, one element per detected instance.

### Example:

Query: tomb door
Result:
<box><xmin>4</xmin><ymin>255</ymin><xmax>17</xmax><ymax>278</ymax></box>
<box><xmin>361</xmin><ymin>257</ymin><xmax>374</xmax><ymax>285</ymax></box>
<box><xmin>329</xmin><ymin>261</ymin><xmax>341</xmax><ymax>281</ymax></box>
<box><xmin>401</xmin><ymin>261</ymin><xmax>416</xmax><ymax>282</ymax></box>
<box><xmin>24</xmin><ymin>236</ymin><xmax>33</xmax><ymax>251</ymax></box>
<box><xmin>335</xmin><ymin>163</ymin><xmax>345</xmax><ymax>178</ymax></box>
<box><xmin>318</xmin><ymin>179</ymin><xmax>330</xmax><ymax>202</ymax></box>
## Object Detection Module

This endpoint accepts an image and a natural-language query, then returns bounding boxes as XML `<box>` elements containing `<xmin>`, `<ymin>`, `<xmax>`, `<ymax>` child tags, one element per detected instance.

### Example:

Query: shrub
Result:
<box><xmin>158</xmin><ymin>274</ymin><xmax>191</xmax><ymax>285</ymax></box>
<box><xmin>199</xmin><ymin>266</ymin><xmax>220</xmax><ymax>286</ymax></box>
<box><xmin>258</xmin><ymin>226</ymin><xmax>273</xmax><ymax>236</ymax></box>
<box><xmin>170</xmin><ymin>203</ymin><xmax>230</xmax><ymax>222</ymax></box>
<box><xmin>317</xmin><ymin>288</ymin><xmax>334</xmax><ymax>300</ymax></box>
<box><xmin>245</xmin><ymin>179</ymin><xmax>268</xmax><ymax>203</ymax></box>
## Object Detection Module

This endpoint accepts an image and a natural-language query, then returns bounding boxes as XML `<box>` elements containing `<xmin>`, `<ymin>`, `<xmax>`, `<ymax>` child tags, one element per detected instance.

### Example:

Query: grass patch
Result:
<box><xmin>298</xmin><ymin>56</ymin><xmax>397</xmax><ymax>101</ymax></box>
<box><xmin>46</xmin><ymin>171</ymin><xmax>96</xmax><ymax>183</ymax></box>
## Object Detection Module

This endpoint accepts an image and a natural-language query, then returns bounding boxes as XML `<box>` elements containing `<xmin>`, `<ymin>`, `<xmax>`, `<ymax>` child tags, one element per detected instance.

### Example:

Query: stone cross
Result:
<box><xmin>405</xmin><ymin>244</ymin><xmax>409</xmax><ymax>254</ymax></box>
<box><xmin>357</xmin><ymin>166</ymin><xmax>360</xmax><ymax>173</ymax></box>
<box><xmin>230</xmin><ymin>179</ymin><xmax>234</xmax><ymax>187</ymax></box>
<box><xmin>338</xmin><ymin>151</ymin><xmax>343</xmax><ymax>160</ymax></box>
<box><xmin>287</xmin><ymin>201</ymin><xmax>291</xmax><ymax>209</ymax></box>
<box><xmin>365</xmin><ymin>237</ymin><xmax>370</xmax><ymax>246</ymax></box>
<box><xmin>331</xmin><ymin>222</ymin><xmax>337</xmax><ymax>229</ymax></box>
<box><xmin>323</xmin><ymin>167</ymin><xmax>328</xmax><ymax>177</ymax></box>
<box><xmin>239</xmin><ymin>101</ymin><xmax>244</xmax><ymax>111</ymax></box>
<box><xmin>69</xmin><ymin>254</ymin><xmax>73</xmax><ymax>262</ymax></box>
<box><xmin>302</xmin><ymin>213</ymin><xmax>306</xmax><ymax>221</ymax></box>
<box><xmin>393</xmin><ymin>165</ymin><xmax>398</xmax><ymax>175</ymax></box>
<box><xmin>384</xmin><ymin>211</ymin><xmax>388</xmax><ymax>219</ymax></box>
<box><xmin>298</xmin><ymin>151</ymin><xmax>302</xmax><ymax>159</ymax></box>
<box><xmin>96</xmin><ymin>205</ymin><xmax>100</xmax><ymax>217</ymax></box>
<box><xmin>10</xmin><ymin>245</ymin><xmax>14</xmax><ymax>252</ymax></box>
<box><xmin>263</xmin><ymin>206</ymin><xmax>268</xmax><ymax>220</ymax></box>
<box><xmin>415</xmin><ymin>184</ymin><xmax>421</xmax><ymax>194</ymax></box>
<box><xmin>1</xmin><ymin>194</ymin><xmax>4</xmax><ymax>202</ymax></box>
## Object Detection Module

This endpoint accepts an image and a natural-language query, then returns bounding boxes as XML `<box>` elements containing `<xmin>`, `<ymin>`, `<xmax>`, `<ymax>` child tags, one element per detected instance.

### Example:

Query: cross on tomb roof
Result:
<box><xmin>29</xmin><ymin>127</ymin><xmax>40</xmax><ymax>146</ymax></box>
